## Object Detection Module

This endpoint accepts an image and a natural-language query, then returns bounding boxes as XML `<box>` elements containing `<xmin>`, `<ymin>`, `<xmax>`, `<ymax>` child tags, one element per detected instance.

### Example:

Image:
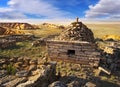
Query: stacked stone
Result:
<box><xmin>55</xmin><ymin>18</ymin><xmax>94</xmax><ymax>42</ymax></box>
<box><xmin>47</xmin><ymin>40</ymin><xmax>100</xmax><ymax>67</ymax></box>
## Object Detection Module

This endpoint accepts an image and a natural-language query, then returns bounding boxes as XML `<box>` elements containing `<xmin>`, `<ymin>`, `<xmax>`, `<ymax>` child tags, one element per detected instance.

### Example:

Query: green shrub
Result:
<box><xmin>6</xmin><ymin>63</ymin><xmax>16</xmax><ymax>75</ymax></box>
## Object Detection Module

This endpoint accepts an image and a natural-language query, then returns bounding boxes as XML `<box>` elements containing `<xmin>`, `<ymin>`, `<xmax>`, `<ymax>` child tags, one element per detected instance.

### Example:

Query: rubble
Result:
<box><xmin>0</xmin><ymin>56</ymin><xmax>57</xmax><ymax>87</ymax></box>
<box><xmin>48</xmin><ymin>81</ymin><xmax>67</xmax><ymax>87</ymax></box>
<box><xmin>98</xmin><ymin>67</ymin><xmax>111</xmax><ymax>75</ymax></box>
<box><xmin>84</xmin><ymin>82</ymin><xmax>96</xmax><ymax>87</ymax></box>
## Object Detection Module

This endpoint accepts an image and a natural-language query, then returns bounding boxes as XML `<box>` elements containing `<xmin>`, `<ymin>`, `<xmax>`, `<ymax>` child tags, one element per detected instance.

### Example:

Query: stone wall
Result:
<box><xmin>0</xmin><ymin>39</ymin><xmax>16</xmax><ymax>49</ymax></box>
<box><xmin>47</xmin><ymin>40</ymin><xmax>100</xmax><ymax>67</ymax></box>
<box><xmin>5</xmin><ymin>35</ymin><xmax>34</xmax><ymax>42</ymax></box>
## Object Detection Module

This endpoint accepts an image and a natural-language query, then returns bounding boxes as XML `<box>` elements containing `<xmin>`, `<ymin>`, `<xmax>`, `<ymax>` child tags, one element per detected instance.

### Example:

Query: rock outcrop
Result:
<box><xmin>0</xmin><ymin>22</ymin><xmax>36</xmax><ymax>30</ymax></box>
<box><xmin>0</xmin><ymin>26</ymin><xmax>6</xmax><ymax>35</ymax></box>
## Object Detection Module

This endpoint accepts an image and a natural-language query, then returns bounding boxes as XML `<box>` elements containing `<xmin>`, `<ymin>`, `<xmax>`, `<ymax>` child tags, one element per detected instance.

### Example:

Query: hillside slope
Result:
<box><xmin>0</xmin><ymin>22</ymin><xmax>36</xmax><ymax>30</ymax></box>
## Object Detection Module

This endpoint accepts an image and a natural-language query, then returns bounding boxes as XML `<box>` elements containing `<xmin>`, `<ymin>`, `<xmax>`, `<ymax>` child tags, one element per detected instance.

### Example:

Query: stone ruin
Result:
<box><xmin>0</xmin><ymin>34</ymin><xmax>34</xmax><ymax>49</ymax></box>
<box><xmin>46</xmin><ymin>18</ymin><xmax>101</xmax><ymax>67</ymax></box>
<box><xmin>0</xmin><ymin>39</ymin><xmax>16</xmax><ymax>49</ymax></box>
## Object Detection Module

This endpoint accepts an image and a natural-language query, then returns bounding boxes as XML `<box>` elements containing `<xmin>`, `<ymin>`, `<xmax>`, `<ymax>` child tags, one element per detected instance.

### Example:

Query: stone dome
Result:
<box><xmin>55</xmin><ymin>18</ymin><xmax>95</xmax><ymax>42</ymax></box>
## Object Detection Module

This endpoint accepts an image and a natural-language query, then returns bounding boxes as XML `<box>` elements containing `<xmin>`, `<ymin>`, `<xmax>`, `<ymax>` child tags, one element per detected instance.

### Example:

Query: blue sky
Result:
<box><xmin>0</xmin><ymin>0</ymin><xmax>120</xmax><ymax>21</ymax></box>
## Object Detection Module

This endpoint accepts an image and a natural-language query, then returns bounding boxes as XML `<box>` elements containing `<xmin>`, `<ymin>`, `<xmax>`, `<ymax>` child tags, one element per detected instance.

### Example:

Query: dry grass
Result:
<box><xmin>86</xmin><ymin>24</ymin><xmax>120</xmax><ymax>38</ymax></box>
<box><xmin>20</xmin><ymin>28</ymin><xmax>62</xmax><ymax>38</ymax></box>
<box><xmin>18</xmin><ymin>23</ymin><xmax>120</xmax><ymax>39</ymax></box>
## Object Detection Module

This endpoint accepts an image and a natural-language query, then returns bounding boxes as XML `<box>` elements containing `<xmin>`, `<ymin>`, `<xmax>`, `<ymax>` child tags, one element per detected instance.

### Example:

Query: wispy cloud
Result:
<box><xmin>85</xmin><ymin>0</ymin><xmax>120</xmax><ymax>19</ymax></box>
<box><xmin>0</xmin><ymin>0</ymin><xmax>71</xmax><ymax>19</ymax></box>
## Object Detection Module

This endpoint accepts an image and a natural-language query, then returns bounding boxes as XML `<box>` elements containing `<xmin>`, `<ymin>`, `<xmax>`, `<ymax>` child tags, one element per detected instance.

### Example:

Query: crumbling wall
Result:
<box><xmin>0</xmin><ymin>39</ymin><xmax>16</xmax><ymax>49</ymax></box>
<box><xmin>47</xmin><ymin>40</ymin><xmax>100</xmax><ymax>67</ymax></box>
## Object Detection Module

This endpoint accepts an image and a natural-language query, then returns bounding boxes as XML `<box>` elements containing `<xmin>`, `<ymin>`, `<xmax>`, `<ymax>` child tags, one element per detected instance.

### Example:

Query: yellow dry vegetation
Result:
<box><xmin>86</xmin><ymin>23</ymin><xmax>120</xmax><ymax>38</ymax></box>
<box><xmin>102</xmin><ymin>35</ymin><xmax>120</xmax><ymax>40</ymax></box>
<box><xmin>20</xmin><ymin>26</ymin><xmax>62</xmax><ymax>37</ymax></box>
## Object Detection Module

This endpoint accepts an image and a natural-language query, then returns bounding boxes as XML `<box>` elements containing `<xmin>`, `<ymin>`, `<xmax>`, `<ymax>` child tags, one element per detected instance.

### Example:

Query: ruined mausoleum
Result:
<box><xmin>47</xmin><ymin>18</ymin><xmax>100</xmax><ymax>67</ymax></box>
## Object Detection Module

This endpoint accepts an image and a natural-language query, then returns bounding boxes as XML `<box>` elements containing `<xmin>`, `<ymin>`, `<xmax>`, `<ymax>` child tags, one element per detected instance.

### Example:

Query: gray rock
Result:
<box><xmin>28</xmin><ymin>65</ymin><xmax>37</xmax><ymax>72</ymax></box>
<box><xmin>16</xmin><ymin>81</ymin><xmax>34</xmax><ymax>87</ymax></box>
<box><xmin>84</xmin><ymin>82</ymin><xmax>96</xmax><ymax>87</ymax></box>
<box><xmin>0</xmin><ymin>75</ymin><xmax>16</xmax><ymax>85</ymax></box>
<box><xmin>0</xmin><ymin>59</ymin><xmax>6</xmax><ymax>65</ymax></box>
<box><xmin>29</xmin><ymin>59</ymin><xmax>37</xmax><ymax>65</ymax></box>
<box><xmin>0</xmin><ymin>70</ymin><xmax>7</xmax><ymax>78</ymax></box>
<box><xmin>67</xmin><ymin>81</ymin><xmax>81</xmax><ymax>87</ymax></box>
<box><xmin>49</xmin><ymin>81</ymin><xmax>67</xmax><ymax>87</ymax></box>
<box><xmin>16</xmin><ymin>70</ymin><xmax>29</xmax><ymax>77</ymax></box>
<box><xmin>3</xmin><ymin>77</ymin><xmax>27</xmax><ymax>87</ymax></box>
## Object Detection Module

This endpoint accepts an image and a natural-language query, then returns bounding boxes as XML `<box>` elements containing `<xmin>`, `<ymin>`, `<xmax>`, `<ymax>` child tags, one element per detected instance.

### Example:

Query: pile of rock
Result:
<box><xmin>0</xmin><ymin>57</ymin><xmax>57</xmax><ymax>87</ymax></box>
<box><xmin>55</xmin><ymin>18</ymin><xmax>94</xmax><ymax>42</ymax></box>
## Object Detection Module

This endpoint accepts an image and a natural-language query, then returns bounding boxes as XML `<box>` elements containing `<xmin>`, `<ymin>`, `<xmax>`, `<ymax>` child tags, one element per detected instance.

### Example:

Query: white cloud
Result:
<box><xmin>85</xmin><ymin>0</ymin><xmax>120</xmax><ymax>19</ymax></box>
<box><xmin>0</xmin><ymin>7</ymin><xmax>13</xmax><ymax>12</ymax></box>
<box><xmin>0</xmin><ymin>7</ymin><xmax>26</xmax><ymax>19</ymax></box>
<box><xmin>0</xmin><ymin>0</ymin><xmax>71</xmax><ymax>19</ymax></box>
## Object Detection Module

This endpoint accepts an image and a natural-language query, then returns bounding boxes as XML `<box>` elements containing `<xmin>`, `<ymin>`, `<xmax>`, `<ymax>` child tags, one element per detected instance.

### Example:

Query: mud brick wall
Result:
<box><xmin>46</xmin><ymin>40</ymin><xmax>100</xmax><ymax>67</ymax></box>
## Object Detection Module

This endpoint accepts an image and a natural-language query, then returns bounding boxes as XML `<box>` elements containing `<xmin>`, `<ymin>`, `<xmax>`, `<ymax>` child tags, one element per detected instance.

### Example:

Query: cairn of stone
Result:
<box><xmin>55</xmin><ymin>18</ymin><xmax>94</xmax><ymax>42</ymax></box>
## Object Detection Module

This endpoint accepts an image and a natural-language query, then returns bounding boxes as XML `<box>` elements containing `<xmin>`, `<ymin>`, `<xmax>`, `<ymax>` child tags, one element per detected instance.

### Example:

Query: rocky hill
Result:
<box><xmin>38</xmin><ymin>23</ymin><xmax>65</xmax><ymax>29</ymax></box>
<box><xmin>0</xmin><ymin>22</ymin><xmax>37</xmax><ymax>30</ymax></box>
<box><xmin>0</xmin><ymin>27</ymin><xmax>6</xmax><ymax>35</ymax></box>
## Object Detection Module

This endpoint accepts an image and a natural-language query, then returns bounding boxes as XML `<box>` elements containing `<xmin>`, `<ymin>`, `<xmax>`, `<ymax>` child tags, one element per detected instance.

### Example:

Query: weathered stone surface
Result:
<box><xmin>67</xmin><ymin>81</ymin><xmax>81</xmax><ymax>87</ymax></box>
<box><xmin>0</xmin><ymin>70</ymin><xmax>7</xmax><ymax>78</ymax></box>
<box><xmin>84</xmin><ymin>82</ymin><xmax>96</xmax><ymax>87</ymax></box>
<box><xmin>0</xmin><ymin>59</ymin><xmax>6</xmax><ymax>64</ymax></box>
<box><xmin>46</xmin><ymin>19</ymin><xmax>101</xmax><ymax>67</ymax></box>
<box><xmin>55</xmin><ymin>19</ymin><xmax>94</xmax><ymax>42</ymax></box>
<box><xmin>47</xmin><ymin>40</ymin><xmax>100</xmax><ymax>67</ymax></box>
<box><xmin>49</xmin><ymin>81</ymin><xmax>67</xmax><ymax>87</ymax></box>
<box><xmin>29</xmin><ymin>59</ymin><xmax>37</xmax><ymax>65</ymax></box>
<box><xmin>0</xmin><ymin>75</ymin><xmax>16</xmax><ymax>85</ymax></box>
<box><xmin>0</xmin><ymin>23</ymin><xmax>36</xmax><ymax>30</ymax></box>
<box><xmin>14</xmin><ymin>62</ymin><xmax>23</xmax><ymax>69</ymax></box>
<box><xmin>28</xmin><ymin>65</ymin><xmax>37</xmax><ymax>72</ymax></box>
<box><xmin>3</xmin><ymin>77</ymin><xmax>27</xmax><ymax>87</ymax></box>
<box><xmin>0</xmin><ymin>26</ymin><xmax>6</xmax><ymax>35</ymax></box>
<box><xmin>0</xmin><ymin>39</ymin><xmax>16</xmax><ymax>49</ymax></box>
<box><xmin>16</xmin><ymin>80</ymin><xmax>34</xmax><ymax>87</ymax></box>
<box><xmin>16</xmin><ymin>70</ymin><xmax>29</xmax><ymax>77</ymax></box>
